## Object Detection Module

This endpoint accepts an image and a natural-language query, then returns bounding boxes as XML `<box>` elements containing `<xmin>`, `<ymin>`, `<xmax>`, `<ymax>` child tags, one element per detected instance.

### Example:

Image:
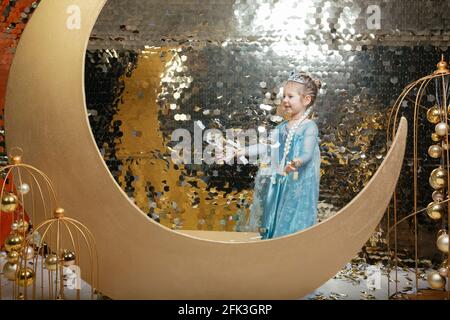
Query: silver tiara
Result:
<box><xmin>287</xmin><ymin>70</ymin><xmax>308</xmax><ymax>84</ymax></box>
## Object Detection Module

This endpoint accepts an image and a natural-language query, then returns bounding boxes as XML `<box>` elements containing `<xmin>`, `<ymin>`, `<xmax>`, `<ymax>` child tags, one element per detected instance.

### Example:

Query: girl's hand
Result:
<box><xmin>284</xmin><ymin>163</ymin><xmax>296</xmax><ymax>174</ymax></box>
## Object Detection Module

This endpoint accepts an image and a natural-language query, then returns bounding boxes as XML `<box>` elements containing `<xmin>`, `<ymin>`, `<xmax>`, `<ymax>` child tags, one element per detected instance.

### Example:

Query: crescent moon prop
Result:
<box><xmin>4</xmin><ymin>0</ymin><xmax>407</xmax><ymax>299</ymax></box>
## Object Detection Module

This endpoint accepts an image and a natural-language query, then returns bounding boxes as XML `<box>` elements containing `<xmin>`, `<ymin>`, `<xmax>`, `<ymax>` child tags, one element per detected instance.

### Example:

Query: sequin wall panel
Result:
<box><xmin>85</xmin><ymin>0</ymin><xmax>450</xmax><ymax>237</ymax></box>
<box><xmin>0</xmin><ymin>0</ymin><xmax>40</xmax><ymax>162</ymax></box>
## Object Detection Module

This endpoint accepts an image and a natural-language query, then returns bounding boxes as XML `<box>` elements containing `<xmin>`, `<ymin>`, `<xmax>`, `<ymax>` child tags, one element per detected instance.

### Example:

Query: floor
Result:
<box><xmin>0</xmin><ymin>251</ymin><xmax>97</xmax><ymax>300</ymax></box>
<box><xmin>0</xmin><ymin>250</ymin><xmax>444</xmax><ymax>300</ymax></box>
<box><xmin>303</xmin><ymin>261</ymin><xmax>435</xmax><ymax>300</ymax></box>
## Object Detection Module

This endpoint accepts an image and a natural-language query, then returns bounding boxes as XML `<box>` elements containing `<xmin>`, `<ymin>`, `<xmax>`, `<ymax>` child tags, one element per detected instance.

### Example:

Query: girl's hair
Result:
<box><xmin>288</xmin><ymin>74</ymin><xmax>322</xmax><ymax>108</ymax></box>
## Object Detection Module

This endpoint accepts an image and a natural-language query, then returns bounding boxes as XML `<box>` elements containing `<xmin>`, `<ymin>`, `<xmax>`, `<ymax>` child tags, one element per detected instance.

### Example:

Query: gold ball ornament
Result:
<box><xmin>432</xmin><ymin>132</ymin><xmax>442</xmax><ymax>142</ymax></box>
<box><xmin>17</xmin><ymin>183</ymin><xmax>30</xmax><ymax>195</ymax></box>
<box><xmin>439</xmin><ymin>266</ymin><xmax>448</xmax><ymax>277</ymax></box>
<box><xmin>429</xmin><ymin>168</ymin><xmax>448</xmax><ymax>189</ymax></box>
<box><xmin>428</xmin><ymin>145</ymin><xmax>443</xmax><ymax>158</ymax></box>
<box><xmin>16</xmin><ymin>219</ymin><xmax>29</xmax><ymax>234</ymax></box>
<box><xmin>10</xmin><ymin>221</ymin><xmax>19</xmax><ymax>231</ymax></box>
<box><xmin>1</xmin><ymin>193</ymin><xmax>18</xmax><ymax>212</ymax></box>
<box><xmin>427</xmin><ymin>271</ymin><xmax>446</xmax><ymax>289</ymax></box>
<box><xmin>432</xmin><ymin>190</ymin><xmax>445</xmax><ymax>202</ymax></box>
<box><xmin>7</xmin><ymin>250</ymin><xmax>20</xmax><ymax>264</ymax></box>
<box><xmin>44</xmin><ymin>254</ymin><xmax>58</xmax><ymax>271</ymax></box>
<box><xmin>4</xmin><ymin>233</ymin><xmax>24</xmax><ymax>252</ymax></box>
<box><xmin>54</xmin><ymin>207</ymin><xmax>65</xmax><ymax>219</ymax></box>
<box><xmin>61</xmin><ymin>250</ymin><xmax>76</xmax><ymax>266</ymax></box>
<box><xmin>21</xmin><ymin>246</ymin><xmax>35</xmax><ymax>260</ymax></box>
<box><xmin>437</xmin><ymin>57</ymin><xmax>449</xmax><ymax>73</ymax></box>
<box><xmin>437</xmin><ymin>233</ymin><xmax>449</xmax><ymax>253</ymax></box>
<box><xmin>435</xmin><ymin>122</ymin><xmax>449</xmax><ymax>136</ymax></box>
<box><xmin>427</xmin><ymin>106</ymin><xmax>442</xmax><ymax>124</ymax></box>
<box><xmin>438</xmin><ymin>229</ymin><xmax>447</xmax><ymax>237</ymax></box>
<box><xmin>10</xmin><ymin>155</ymin><xmax>22</xmax><ymax>165</ymax></box>
<box><xmin>16</xmin><ymin>268</ymin><xmax>34</xmax><ymax>287</ymax></box>
<box><xmin>2</xmin><ymin>262</ymin><xmax>18</xmax><ymax>280</ymax></box>
<box><xmin>426</xmin><ymin>202</ymin><xmax>444</xmax><ymax>220</ymax></box>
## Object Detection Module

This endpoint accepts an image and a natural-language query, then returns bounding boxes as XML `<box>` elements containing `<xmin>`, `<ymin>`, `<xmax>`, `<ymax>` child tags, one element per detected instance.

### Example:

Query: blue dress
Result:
<box><xmin>248</xmin><ymin>119</ymin><xmax>320</xmax><ymax>239</ymax></box>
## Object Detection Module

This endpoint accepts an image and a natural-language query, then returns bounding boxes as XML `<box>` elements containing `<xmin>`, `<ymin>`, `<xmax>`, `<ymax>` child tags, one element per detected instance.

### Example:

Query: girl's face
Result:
<box><xmin>282</xmin><ymin>82</ymin><xmax>312</xmax><ymax>119</ymax></box>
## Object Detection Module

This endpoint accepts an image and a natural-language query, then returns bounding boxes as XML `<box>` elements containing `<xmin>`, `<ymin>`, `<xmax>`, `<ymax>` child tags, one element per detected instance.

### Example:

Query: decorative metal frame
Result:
<box><xmin>387</xmin><ymin>56</ymin><xmax>450</xmax><ymax>299</ymax></box>
<box><xmin>0</xmin><ymin>148</ymin><xmax>99</xmax><ymax>300</ymax></box>
<box><xmin>14</xmin><ymin>207</ymin><xmax>99</xmax><ymax>300</ymax></box>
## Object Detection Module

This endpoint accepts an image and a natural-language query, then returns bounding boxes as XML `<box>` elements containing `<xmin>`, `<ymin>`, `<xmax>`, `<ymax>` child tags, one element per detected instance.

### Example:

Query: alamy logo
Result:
<box><xmin>366</xmin><ymin>265</ymin><xmax>381</xmax><ymax>290</ymax></box>
<box><xmin>66</xmin><ymin>5</ymin><xmax>81</xmax><ymax>30</ymax></box>
<box><xmin>366</xmin><ymin>5</ymin><xmax>381</xmax><ymax>30</ymax></box>
<box><xmin>170</xmin><ymin>124</ymin><xmax>282</xmax><ymax>174</ymax></box>
<box><xmin>64</xmin><ymin>265</ymin><xmax>81</xmax><ymax>290</ymax></box>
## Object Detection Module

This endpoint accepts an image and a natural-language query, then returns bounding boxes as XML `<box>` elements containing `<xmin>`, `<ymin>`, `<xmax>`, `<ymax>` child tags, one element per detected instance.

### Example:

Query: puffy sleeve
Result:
<box><xmin>294</xmin><ymin>121</ymin><xmax>318</xmax><ymax>166</ymax></box>
<box><xmin>246</xmin><ymin>143</ymin><xmax>269</xmax><ymax>158</ymax></box>
<box><xmin>245</xmin><ymin>126</ymin><xmax>281</xmax><ymax>160</ymax></box>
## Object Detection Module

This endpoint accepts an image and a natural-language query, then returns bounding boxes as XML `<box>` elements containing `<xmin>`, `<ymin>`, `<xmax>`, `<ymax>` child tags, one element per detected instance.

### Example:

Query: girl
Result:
<box><xmin>237</xmin><ymin>71</ymin><xmax>321</xmax><ymax>239</ymax></box>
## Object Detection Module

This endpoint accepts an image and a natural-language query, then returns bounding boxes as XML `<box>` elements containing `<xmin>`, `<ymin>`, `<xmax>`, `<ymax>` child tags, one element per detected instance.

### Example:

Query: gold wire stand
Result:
<box><xmin>386</xmin><ymin>55</ymin><xmax>450</xmax><ymax>299</ymax></box>
<box><xmin>0</xmin><ymin>148</ymin><xmax>100</xmax><ymax>300</ymax></box>
<box><xmin>15</xmin><ymin>207</ymin><xmax>100</xmax><ymax>300</ymax></box>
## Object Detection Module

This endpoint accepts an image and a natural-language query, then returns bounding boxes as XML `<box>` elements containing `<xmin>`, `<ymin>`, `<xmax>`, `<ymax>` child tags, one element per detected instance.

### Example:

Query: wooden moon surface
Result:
<box><xmin>4</xmin><ymin>0</ymin><xmax>407</xmax><ymax>299</ymax></box>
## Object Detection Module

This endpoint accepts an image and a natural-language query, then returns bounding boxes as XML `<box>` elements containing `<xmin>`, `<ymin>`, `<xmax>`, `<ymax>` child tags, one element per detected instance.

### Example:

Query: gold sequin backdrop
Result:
<box><xmin>84</xmin><ymin>0</ymin><xmax>450</xmax><ymax>240</ymax></box>
<box><xmin>107</xmin><ymin>47</ymin><xmax>250</xmax><ymax>230</ymax></box>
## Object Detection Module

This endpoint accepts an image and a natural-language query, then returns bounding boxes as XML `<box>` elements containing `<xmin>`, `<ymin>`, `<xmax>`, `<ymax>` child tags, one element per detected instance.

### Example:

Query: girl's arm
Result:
<box><xmin>240</xmin><ymin>143</ymin><xmax>269</xmax><ymax>158</ymax></box>
<box><xmin>218</xmin><ymin>142</ymin><xmax>271</xmax><ymax>163</ymax></box>
<box><xmin>237</xmin><ymin>127</ymin><xmax>281</xmax><ymax>159</ymax></box>
<box><xmin>218</xmin><ymin>127</ymin><xmax>282</xmax><ymax>163</ymax></box>
<box><xmin>291</xmin><ymin>122</ymin><xmax>318</xmax><ymax>168</ymax></box>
